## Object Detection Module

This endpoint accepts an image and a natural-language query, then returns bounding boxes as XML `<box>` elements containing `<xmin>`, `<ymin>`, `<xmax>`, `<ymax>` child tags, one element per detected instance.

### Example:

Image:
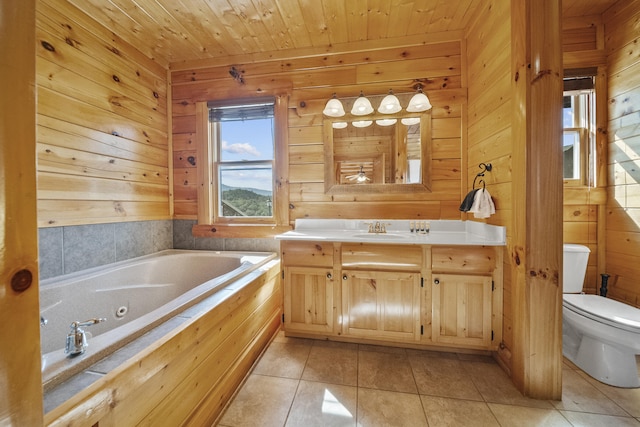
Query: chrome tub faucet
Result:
<box><xmin>65</xmin><ymin>318</ymin><xmax>106</xmax><ymax>356</ymax></box>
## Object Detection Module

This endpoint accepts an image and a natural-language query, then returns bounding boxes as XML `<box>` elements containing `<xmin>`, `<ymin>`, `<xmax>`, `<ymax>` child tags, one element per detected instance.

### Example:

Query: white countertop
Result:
<box><xmin>275</xmin><ymin>219</ymin><xmax>506</xmax><ymax>246</ymax></box>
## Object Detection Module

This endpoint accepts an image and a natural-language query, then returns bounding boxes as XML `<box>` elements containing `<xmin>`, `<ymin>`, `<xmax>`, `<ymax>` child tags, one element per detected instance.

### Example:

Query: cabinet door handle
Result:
<box><xmin>343</xmin><ymin>274</ymin><xmax>348</xmax><ymax>280</ymax></box>
<box><xmin>326</xmin><ymin>272</ymin><xmax>332</xmax><ymax>279</ymax></box>
<box><xmin>434</xmin><ymin>278</ymin><xmax>440</xmax><ymax>285</ymax></box>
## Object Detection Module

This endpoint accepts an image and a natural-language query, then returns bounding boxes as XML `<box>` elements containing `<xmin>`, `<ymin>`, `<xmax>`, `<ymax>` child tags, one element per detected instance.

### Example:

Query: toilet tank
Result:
<box><xmin>563</xmin><ymin>244</ymin><xmax>590</xmax><ymax>293</ymax></box>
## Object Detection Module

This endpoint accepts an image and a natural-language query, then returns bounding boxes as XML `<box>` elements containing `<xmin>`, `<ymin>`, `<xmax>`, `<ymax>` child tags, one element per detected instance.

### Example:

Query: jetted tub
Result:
<box><xmin>40</xmin><ymin>249</ymin><xmax>277</xmax><ymax>391</ymax></box>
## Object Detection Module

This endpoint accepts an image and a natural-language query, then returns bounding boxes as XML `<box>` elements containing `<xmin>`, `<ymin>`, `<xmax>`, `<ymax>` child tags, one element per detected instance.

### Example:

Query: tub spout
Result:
<box><xmin>65</xmin><ymin>318</ymin><xmax>106</xmax><ymax>356</ymax></box>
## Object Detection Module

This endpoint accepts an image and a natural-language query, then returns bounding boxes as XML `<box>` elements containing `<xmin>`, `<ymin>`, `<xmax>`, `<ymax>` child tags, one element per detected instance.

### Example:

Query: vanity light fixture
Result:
<box><xmin>375</xmin><ymin>118</ymin><xmax>397</xmax><ymax>126</ymax></box>
<box><xmin>322</xmin><ymin>87</ymin><xmax>432</xmax><ymax>118</ymax></box>
<box><xmin>352</xmin><ymin>120</ymin><xmax>373</xmax><ymax>128</ymax></box>
<box><xmin>401</xmin><ymin>117</ymin><xmax>420</xmax><ymax>126</ymax></box>
<box><xmin>377</xmin><ymin>89</ymin><xmax>402</xmax><ymax>114</ymax></box>
<box><xmin>351</xmin><ymin>91</ymin><xmax>374</xmax><ymax>116</ymax></box>
<box><xmin>332</xmin><ymin>121</ymin><xmax>348</xmax><ymax>129</ymax></box>
<box><xmin>406</xmin><ymin>86</ymin><xmax>432</xmax><ymax>112</ymax></box>
<box><xmin>323</xmin><ymin>93</ymin><xmax>346</xmax><ymax>117</ymax></box>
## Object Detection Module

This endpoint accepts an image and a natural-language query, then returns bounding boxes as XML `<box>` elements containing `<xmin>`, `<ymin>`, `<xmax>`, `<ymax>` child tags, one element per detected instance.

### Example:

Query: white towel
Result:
<box><xmin>469</xmin><ymin>188</ymin><xmax>495</xmax><ymax>218</ymax></box>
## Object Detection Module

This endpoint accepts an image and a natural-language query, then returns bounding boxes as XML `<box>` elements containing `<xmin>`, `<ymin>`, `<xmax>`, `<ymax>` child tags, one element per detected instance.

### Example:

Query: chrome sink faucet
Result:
<box><xmin>365</xmin><ymin>221</ymin><xmax>389</xmax><ymax>233</ymax></box>
<box><xmin>65</xmin><ymin>318</ymin><xmax>106</xmax><ymax>356</ymax></box>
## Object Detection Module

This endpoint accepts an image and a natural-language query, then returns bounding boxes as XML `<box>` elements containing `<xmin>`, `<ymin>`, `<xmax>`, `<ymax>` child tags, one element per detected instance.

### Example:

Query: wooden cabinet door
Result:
<box><xmin>342</xmin><ymin>270</ymin><xmax>421</xmax><ymax>342</ymax></box>
<box><xmin>284</xmin><ymin>267</ymin><xmax>335</xmax><ymax>334</ymax></box>
<box><xmin>431</xmin><ymin>274</ymin><xmax>493</xmax><ymax>349</ymax></box>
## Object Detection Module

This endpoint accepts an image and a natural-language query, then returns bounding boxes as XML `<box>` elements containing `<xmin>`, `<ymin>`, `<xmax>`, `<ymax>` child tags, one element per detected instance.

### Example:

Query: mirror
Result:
<box><xmin>324</xmin><ymin>111</ymin><xmax>431</xmax><ymax>194</ymax></box>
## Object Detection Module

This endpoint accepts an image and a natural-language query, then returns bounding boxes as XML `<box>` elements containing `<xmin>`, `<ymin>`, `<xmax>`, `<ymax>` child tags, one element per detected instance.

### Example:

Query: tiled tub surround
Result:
<box><xmin>38</xmin><ymin>220</ymin><xmax>173</xmax><ymax>280</ymax></box>
<box><xmin>38</xmin><ymin>219</ymin><xmax>279</xmax><ymax>281</ymax></box>
<box><xmin>41</xmin><ymin>250</ymin><xmax>277</xmax><ymax>392</ymax></box>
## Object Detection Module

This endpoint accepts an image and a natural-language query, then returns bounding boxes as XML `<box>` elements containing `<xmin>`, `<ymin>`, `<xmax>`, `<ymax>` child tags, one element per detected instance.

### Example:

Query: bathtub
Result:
<box><xmin>40</xmin><ymin>249</ymin><xmax>277</xmax><ymax>391</ymax></box>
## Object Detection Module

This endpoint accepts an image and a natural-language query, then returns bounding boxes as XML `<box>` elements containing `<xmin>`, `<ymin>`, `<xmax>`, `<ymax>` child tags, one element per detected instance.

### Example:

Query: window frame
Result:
<box><xmin>210</xmin><ymin>106</ymin><xmax>275</xmax><ymax>224</ymax></box>
<box><xmin>562</xmin><ymin>80</ymin><xmax>596</xmax><ymax>187</ymax></box>
<box><xmin>193</xmin><ymin>96</ymin><xmax>290</xmax><ymax>238</ymax></box>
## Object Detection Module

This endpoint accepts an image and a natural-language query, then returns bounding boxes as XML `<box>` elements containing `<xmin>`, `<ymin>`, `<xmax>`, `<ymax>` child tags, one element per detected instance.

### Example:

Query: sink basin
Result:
<box><xmin>351</xmin><ymin>233</ymin><xmax>409</xmax><ymax>240</ymax></box>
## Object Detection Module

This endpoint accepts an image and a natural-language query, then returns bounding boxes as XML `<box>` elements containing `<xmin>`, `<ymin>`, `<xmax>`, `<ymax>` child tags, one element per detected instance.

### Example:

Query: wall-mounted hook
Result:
<box><xmin>472</xmin><ymin>163</ymin><xmax>492</xmax><ymax>190</ymax></box>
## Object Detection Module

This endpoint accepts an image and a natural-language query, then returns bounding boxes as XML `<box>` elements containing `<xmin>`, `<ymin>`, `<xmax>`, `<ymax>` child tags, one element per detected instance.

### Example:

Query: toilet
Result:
<box><xmin>563</xmin><ymin>244</ymin><xmax>640</xmax><ymax>388</ymax></box>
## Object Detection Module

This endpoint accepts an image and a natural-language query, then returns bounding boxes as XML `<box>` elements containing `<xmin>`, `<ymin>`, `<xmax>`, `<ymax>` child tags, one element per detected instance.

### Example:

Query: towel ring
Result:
<box><xmin>472</xmin><ymin>163</ymin><xmax>492</xmax><ymax>190</ymax></box>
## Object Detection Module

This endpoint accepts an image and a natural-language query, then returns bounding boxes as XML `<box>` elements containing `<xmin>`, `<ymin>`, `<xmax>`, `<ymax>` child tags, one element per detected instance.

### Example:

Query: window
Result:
<box><xmin>563</xmin><ymin>75</ymin><xmax>595</xmax><ymax>186</ymax></box>
<box><xmin>209</xmin><ymin>100</ymin><xmax>275</xmax><ymax>221</ymax></box>
<box><xmin>193</xmin><ymin>95</ymin><xmax>289</xmax><ymax>236</ymax></box>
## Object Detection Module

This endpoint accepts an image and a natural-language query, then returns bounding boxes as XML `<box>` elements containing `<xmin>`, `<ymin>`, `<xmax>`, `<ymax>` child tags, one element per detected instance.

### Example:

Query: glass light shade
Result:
<box><xmin>377</xmin><ymin>91</ymin><xmax>402</xmax><ymax>114</ymax></box>
<box><xmin>375</xmin><ymin>118</ymin><xmax>397</xmax><ymax>126</ymax></box>
<box><xmin>332</xmin><ymin>121</ymin><xmax>348</xmax><ymax>129</ymax></box>
<box><xmin>406</xmin><ymin>90</ymin><xmax>432</xmax><ymax>112</ymax></box>
<box><xmin>350</xmin><ymin>92</ymin><xmax>374</xmax><ymax>116</ymax></box>
<box><xmin>323</xmin><ymin>95</ymin><xmax>346</xmax><ymax>117</ymax></box>
<box><xmin>352</xmin><ymin>120</ymin><xmax>373</xmax><ymax>128</ymax></box>
<box><xmin>401</xmin><ymin>117</ymin><xmax>420</xmax><ymax>126</ymax></box>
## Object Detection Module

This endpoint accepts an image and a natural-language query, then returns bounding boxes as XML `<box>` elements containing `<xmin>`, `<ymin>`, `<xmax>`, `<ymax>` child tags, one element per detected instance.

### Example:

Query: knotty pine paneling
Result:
<box><xmin>171</xmin><ymin>40</ymin><xmax>465</xmax><ymax>223</ymax></box>
<box><xmin>465</xmin><ymin>0</ymin><xmax>513</xmax><ymax>359</ymax></box>
<box><xmin>605</xmin><ymin>0</ymin><xmax>640</xmax><ymax>308</ymax></box>
<box><xmin>36</xmin><ymin>0</ymin><xmax>170</xmax><ymax>228</ymax></box>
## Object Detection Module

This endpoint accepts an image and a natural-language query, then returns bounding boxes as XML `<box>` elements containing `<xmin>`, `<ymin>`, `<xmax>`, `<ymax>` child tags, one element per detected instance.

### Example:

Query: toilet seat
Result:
<box><xmin>563</xmin><ymin>294</ymin><xmax>640</xmax><ymax>333</ymax></box>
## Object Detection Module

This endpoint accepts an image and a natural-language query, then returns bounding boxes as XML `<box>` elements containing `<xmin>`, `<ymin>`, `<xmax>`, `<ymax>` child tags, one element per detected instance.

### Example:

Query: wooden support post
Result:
<box><xmin>511</xmin><ymin>0</ymin><xmax>564</xmax><ymax>399</ymax></box>
<box><xmin>0</xmin><ymin>0</ymin><xmax>44</xmax><ymax>424</ymax></box>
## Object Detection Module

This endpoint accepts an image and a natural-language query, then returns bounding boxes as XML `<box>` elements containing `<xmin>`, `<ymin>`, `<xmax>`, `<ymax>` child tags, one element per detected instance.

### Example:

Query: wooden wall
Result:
<box><xmin>0</xmin><ymin>0</ymin><xmax>44</xmax><ymax>425</ymax></box>
<box><xmin>464</xmin><ymin>0</ymin><xmax>514</xmax><ymax>362</ymax></box>
<box><xmin>465</xmin><ymin>2</ymin><xmax>612</xmax><ymax>376</ymax></box>
<box><xmin>171</xmin><ymin>39</ymin><xmax>466</xmax><ymax>223</ymax></box>
<box><xmin>36</xmin><ymin>0</ymin><xmax>171</xmax><ymax>228</ymax></box>
<box><xmin>604</xmin><ymin>0</ymin><xmax>640</xmax><ymax>308</ymax></box>
<box><xmin>562</xmin><ymin>13</ymin><xmax>609</xmax><ymax>296</ymax></box>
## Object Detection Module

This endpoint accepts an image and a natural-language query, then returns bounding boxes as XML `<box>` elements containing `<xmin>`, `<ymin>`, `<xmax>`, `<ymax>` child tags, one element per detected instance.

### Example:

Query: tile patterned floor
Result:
<box><xmin>216</xmin><ymin>332</ymin><xmax>640</xmax><ymax>426</ymax></box>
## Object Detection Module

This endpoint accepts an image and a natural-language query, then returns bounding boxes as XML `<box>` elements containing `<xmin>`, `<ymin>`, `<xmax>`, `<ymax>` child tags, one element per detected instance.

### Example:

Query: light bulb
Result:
<box><xmin>350</xmin><ymin>91</ymin><xmax>374</xmax><ymax>116</ymax></box>
<box><xmin>323</xmin><ymin>94</ymin><xmax>345</xmax><ymax>117</ymax></box>
<box><xmin>407</xmin><ymin>88</ymin><xmax>432</xmax><ymax>112</ymax></box>
<box><xmin>377</xmin><ymin>90</ymin><xmax>401</xmax><ymax>114</ymax></box>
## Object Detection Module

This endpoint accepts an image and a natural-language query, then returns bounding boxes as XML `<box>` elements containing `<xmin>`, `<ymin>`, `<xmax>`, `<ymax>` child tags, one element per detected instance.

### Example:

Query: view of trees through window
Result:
<box><xmin>221</xmin><ymin>186</ymin><xmax>272</xmax><ymax>217</ymax></box>
<box><xmin>210</xmin><ymin>101</ymin><xmax>275</xmax><ymax>219</ymax></box>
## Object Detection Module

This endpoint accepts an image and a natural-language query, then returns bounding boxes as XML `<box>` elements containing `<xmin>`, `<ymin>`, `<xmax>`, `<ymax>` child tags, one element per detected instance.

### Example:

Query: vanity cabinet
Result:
<box><xmin>280</xmin><ymin>239</ymin><xmax>503</xmax><ymax>352</ymax></box>
<box><xmin>284</xmin><ymin>267</ymin><xmax>335</xmax><ymax>334</ymax></box>
<box><xmin>342</xmin><ymin>270</ymin><xmax>421</xmax><ymax>342</ymax></box>
<box><xmin>340</xmin><ymin>243</ymin><xmax>423</xmax><ymax>342</ymax></box>
<box><xmin>431</xmin><ymin>246</ymin><xmax>499</xmax><ymax>349</ymax></box>
<box><xmin>281</xmin><ymin>241</ymin><xmax>338</xmax><ymax>335</ymax></box>
<box><xmin>431</xmin><ymin>274</ymin><xmax>493</xmax><ymax>348</ymax></box>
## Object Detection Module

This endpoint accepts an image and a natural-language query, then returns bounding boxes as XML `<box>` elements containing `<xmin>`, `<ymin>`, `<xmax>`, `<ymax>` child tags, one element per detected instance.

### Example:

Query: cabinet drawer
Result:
<box><xmin>431</xmin><ymin>246</ymin><xmax>497</xmax><ymax>274</ymax></box>
<box><xmin>342</xmin><ymin>243</ymin><xmax>422</xmax><ymax>271</ymax></box>
<box><xmin>281</xmin><ymin>241</ymin><xmax>334</xmax><ymax>267</ymax></box>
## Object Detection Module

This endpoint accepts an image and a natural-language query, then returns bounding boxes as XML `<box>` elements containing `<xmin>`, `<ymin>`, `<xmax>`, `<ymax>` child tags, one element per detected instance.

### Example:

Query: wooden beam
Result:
<box><xmin>511</xmin><ymin>0</ymin><xmax>564</xmax><ymax>399</ymax></box>
<box><xmin>0</xmin><ymin>0</ymin><xmax>43</xmax><ymax>425</ymax></box>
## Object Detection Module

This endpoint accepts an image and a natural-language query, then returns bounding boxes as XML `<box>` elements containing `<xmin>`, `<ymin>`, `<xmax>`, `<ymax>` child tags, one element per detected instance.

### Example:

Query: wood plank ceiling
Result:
<box><xmin>66</xmin><ymin>0</ymin><xmax>619</xmax><ymax>68</ymax></box>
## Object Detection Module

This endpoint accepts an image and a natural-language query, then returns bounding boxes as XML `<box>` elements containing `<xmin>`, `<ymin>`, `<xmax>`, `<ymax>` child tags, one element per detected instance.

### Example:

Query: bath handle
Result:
<box><xmin>72</xmin><ymin>318</ymin><xmax>107</xmax><ymax>329</ymax></box>
<box><xmin>66</xmin><ymin>318</ymin><xmax>107</xmax><ymax>356</ymax></box>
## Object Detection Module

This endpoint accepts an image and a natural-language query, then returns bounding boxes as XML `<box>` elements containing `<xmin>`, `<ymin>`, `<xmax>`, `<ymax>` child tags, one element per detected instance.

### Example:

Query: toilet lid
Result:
<box><xmin>563</xmin><ymin>294</ymin><xmax>640</xmax><ymax>332</ymax></box>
